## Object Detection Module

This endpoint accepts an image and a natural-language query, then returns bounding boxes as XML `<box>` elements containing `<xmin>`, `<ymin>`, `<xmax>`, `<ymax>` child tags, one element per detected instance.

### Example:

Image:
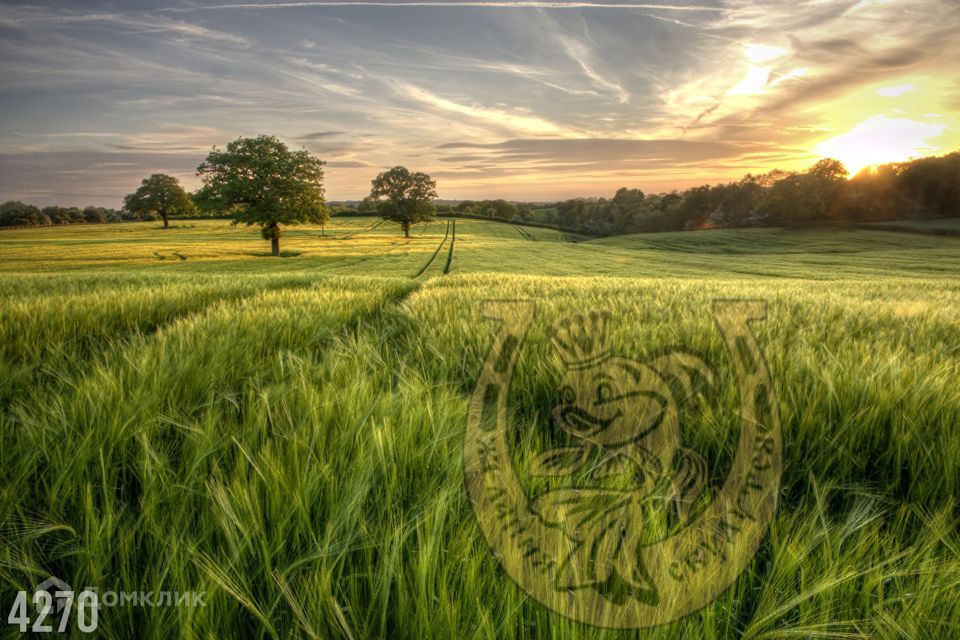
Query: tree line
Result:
<box><xmin>498</xmin><ymin>153</ymin><xmax>959</xmax><ymax>236</ymax></box>
<box><xmin>0</xmin><ymin>202</ymin><xmax>158</xmax><ymax>228</ymax></box>
<box><xmin>3</xmin><ymin>135</ymin><xmax>957</xmax><ymax>253</ymax></box>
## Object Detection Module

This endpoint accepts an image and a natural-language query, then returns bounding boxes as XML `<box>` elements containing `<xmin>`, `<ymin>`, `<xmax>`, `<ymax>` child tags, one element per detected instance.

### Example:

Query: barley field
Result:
<box><xmin>1</xmin><ymin>218</ymin><xmax>959</xmax><ymax>638</ymax></box>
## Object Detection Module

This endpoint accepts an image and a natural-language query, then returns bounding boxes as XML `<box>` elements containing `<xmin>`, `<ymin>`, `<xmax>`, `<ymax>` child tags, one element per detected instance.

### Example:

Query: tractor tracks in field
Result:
<box><xmin>314</xmin><ymin>219</ymin><xmax>414</xmax><ymax>274</ymax></box>
<box><xmin>413</xmin><ymin>220</ymin><xmax>450</xmax><ymax>278</ymax></box>
<box><xmin>337</xmin><ymin>218</ymin><xmax>384</xmax><ymax>238</ymax></box>
<box><xmin>443</xmin><ymin>220</ymin><xmax>456</xmax><ymax>274</ymax></box>
<box><xmin>513</xmin><ymin>225</ymin><xmax>537</xmax><ymax>241</ymax></box>
<box><xmin>317</xmin><ymin>220</ymin><xmax>438</xmax><ymax>275</ymax></box>
<box><xmin>412</xmin><ymin>220</ymin><xmax>456</xmax><ymax>278</ymax></box>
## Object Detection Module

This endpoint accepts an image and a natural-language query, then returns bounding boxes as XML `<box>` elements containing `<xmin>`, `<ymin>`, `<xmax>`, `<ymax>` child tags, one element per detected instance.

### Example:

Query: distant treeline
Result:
<box><xmin>582</xmin><ymin>153</ymin><xmax>956</xmax><ymax>234</ymax></box>
<box><xmin>4</xmin><ymin>151</ymin><xmax>957</xmax><ymax>235</ymax></box>
<box><xmin>443</xmin><ymin>152</ymin><xmax>960</xmax><ymax>236</ymax></box>
<box><xmin>0</xmin><ymin>202</ymin><xmax>159</xmax><ymax>228</ymax></box>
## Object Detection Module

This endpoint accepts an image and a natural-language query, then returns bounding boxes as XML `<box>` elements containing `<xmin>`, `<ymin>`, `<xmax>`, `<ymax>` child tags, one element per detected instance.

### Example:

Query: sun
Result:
<box><xmin>814</xmin><ymin>115</ymin><xmax>946</xmax><ymax>175</ymax></box>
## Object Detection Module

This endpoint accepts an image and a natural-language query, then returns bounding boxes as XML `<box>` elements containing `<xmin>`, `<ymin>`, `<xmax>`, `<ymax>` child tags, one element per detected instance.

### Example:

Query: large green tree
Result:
<box><xmin>123</xmin><ymin>173</ymin><xmax>194</xmax><ymax>229</ymax></box>
<box><xmin>370</xmin><ymin>166</ymin><xmax>437</xmax><ymax>237</ymax></box>
<box><xmin>196</xmin><ymin>135</ymin><xmax>328</xmax><ymax>256</ymax></box>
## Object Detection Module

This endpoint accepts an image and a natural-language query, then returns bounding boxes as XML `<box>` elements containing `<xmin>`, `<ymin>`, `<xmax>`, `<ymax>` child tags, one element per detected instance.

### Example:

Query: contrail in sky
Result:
<box><xmin>161</xmin><ymin>2</ymin><xmax>723</xmax><ymax>12</ymax></box>
<box><xmin>12</xmin><ymin>1</ymin><xmax>722</xmax><ymax>25</ymax></box>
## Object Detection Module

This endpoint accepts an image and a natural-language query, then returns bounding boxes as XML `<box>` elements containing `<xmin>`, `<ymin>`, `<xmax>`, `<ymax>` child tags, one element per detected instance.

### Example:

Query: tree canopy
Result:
<box><xmin>370</xmin><ymin>166</ymin><xmax>437</xmax><ymax>237</ymax></box>
<box><xmin>0</xmin><ymin>201</ymin><xmax>48</xmax><ymax>227</ymax></box>
<box><xmin>123</xmin><ymin>173</ymin><xmax>194</xmax><ymax>229</ymax></box>
<box><xmin>196</xmin><ymin>135</ymin><xmax>329</xmax><ymax>256</ymax></box>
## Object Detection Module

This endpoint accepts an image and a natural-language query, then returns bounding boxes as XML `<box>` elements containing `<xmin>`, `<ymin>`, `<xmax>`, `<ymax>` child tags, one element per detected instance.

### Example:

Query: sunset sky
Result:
<box><xmin>1</xmin><ymin>0</ymin><xmax>958</xmax><ymax>206</ymax></box>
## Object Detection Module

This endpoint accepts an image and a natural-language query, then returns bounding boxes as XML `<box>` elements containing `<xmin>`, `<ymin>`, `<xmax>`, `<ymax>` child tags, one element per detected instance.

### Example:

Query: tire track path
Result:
<box><xmin>443</xmin><ymin>221</ymin><xmax>456</xmax><ymax>274</ymax></box>
<box><xmin>412</xmin><ymin>221</ymin><xmax>450</xmax><ymax>278</ymax></box>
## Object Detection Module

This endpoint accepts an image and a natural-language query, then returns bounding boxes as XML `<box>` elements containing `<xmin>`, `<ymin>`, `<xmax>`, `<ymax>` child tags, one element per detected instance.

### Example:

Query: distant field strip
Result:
<box><xmin>2</xmin><ymin>219</ymin><xmax>959</xmax><ymax>280</ymax></box>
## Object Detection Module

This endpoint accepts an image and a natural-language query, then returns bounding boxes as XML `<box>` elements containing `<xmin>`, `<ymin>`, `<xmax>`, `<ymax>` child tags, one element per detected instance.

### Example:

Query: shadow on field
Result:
<box><xmin>244</xmin><ymin>251</ymin><xmax>303</xmax><ymax>258</ymax></box>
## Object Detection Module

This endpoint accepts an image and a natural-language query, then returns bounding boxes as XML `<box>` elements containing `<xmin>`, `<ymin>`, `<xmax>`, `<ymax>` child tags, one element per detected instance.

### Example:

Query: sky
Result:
<box><xmin>1</xmin><ymin>0</ymin><xmax>958</xmax><ymax>206</ymax></box>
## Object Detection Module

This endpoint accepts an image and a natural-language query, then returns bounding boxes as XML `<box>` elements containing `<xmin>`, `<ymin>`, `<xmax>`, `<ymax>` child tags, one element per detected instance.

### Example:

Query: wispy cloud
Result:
<box><xmin>561</xmin><ymin>39</ymin><xmax>630</xmax><ymax>104</ymax></box>
<box><xmin>395</xmin><ymin>82</ymin><xmax>581</xmax><ymax>137</ymax></box>
<box><xmin>876</xmin><ymin>83</ymin><xmax>916</xmax><ymax>98</ymax></box>
<box><xmin>8</xmin><ymin>10</ymin><xmax>251</xmax><ymax>45</ymax></box>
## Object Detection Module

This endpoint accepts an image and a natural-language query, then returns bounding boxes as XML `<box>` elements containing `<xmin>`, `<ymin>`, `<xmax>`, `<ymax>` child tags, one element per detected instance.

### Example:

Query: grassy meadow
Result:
<box><xmin>1</xmin><ymin>217</ymin><xmax>959</xmax><ymax>638</ymax></box>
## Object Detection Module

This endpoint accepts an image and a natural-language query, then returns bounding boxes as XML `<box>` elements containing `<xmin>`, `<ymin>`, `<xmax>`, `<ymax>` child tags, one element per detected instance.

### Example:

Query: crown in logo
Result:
<box><xmin>551</xmin><ymin>311</ymin><xmax>612</xmax><ymax>369</ymax></box>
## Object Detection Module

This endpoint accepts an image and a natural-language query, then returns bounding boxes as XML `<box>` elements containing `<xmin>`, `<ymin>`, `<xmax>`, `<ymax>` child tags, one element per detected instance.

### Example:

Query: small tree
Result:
<box><xmin>196</xmin><ymin>135</ymin><xmax>328</xmax><ymax>256</ymax></box>
<box><xmin>123</xmin><ymin>174</ymin><xmax>194</xmax><ymax>229</ymax></box>
<box><xmin>370</xmin><ymin>166</ymin><xmax>437</xmax><ymax>237</ymax></box>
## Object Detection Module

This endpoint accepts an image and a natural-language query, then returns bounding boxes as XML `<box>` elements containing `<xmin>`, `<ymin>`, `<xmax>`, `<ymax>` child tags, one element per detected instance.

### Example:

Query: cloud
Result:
<box><xmin>108</xmin><ymin>126</ymin><xmax>232</xmax><ymax>153</ymax></box>
<box><xmin>135</xmin><ymin>18</ymin><xmax>252</xmax><ymax>45</ymax></box>
<box><xmin>742</xmin><ymin>43</ymin><xmax>787</xmax><ymax>64</ymax></box>
<box><xmin>0</xmin><ymin>150</ymin><xmax>201</xmax><ymax>206</ymax></box>
<box><xmin>663</xmin><ymin>0</ymin><xmax>959</xmax><ymax>138</ymax></box>
<box><xmin>560</xmin><ymin>39</ymin><xmax>630</xmax><ymax>104</ymax></box>
<box><xmin>749</xmin><ymin>46</ymin><xmax>931</xmax><ymax>117</ymax></box>
<box><xmin>326</xmin><ymin>160</ymin><xmax>372</xmax><ymax>167</ymax></box>
<box><xmin>437</xmin><ymin>137</ymin><xmax>750</xmax><ymax>166</ymax></box>
<box><xmin>876</xmin><ymin>83</ymin><xmax>916</xmax><ymax>98</ymax></box>
<box><xmin>9</xmin><ymin>131</ymin><xmax>124</xmax><ymax>139</ymax></box>
<box><xmin>298</xmin><ymin>131</ymin><xmax>347</xmax><ymax>140</ymax></box>
<box><xmin>395</xmin><ymin>83</ymin><xmax>579</xmax><ymax>137</ymax></box>
<box><xmin>7</xmin><ymin>10</ymin><xmax>252</xmax><ymax>46</ymax></box>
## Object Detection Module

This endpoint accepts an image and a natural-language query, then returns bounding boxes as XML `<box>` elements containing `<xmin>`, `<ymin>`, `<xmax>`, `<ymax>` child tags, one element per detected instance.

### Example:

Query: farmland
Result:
<box><xmin>2</xmin><ymin>217</ymin><xmax>960</xmax><ymax>638</ymax></box>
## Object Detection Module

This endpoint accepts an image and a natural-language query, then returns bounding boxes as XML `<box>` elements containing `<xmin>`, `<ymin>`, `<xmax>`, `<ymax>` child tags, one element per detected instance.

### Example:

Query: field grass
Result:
<box><xmin>1</xmin><ymin>217</ymin><xmax>959</xmax><ymax>638</ymax></box>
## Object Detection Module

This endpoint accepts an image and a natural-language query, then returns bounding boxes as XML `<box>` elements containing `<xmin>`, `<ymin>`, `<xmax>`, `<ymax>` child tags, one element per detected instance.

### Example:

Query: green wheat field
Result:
<box><xmin>2</xmin><ymin>217</ymin><xmax>959</xmax><ymax>639</ymax></box>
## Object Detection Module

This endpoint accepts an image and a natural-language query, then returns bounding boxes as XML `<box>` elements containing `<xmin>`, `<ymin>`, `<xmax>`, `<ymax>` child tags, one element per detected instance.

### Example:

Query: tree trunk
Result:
<box><xmin>271</xmin><ymin>235</ymin><xmax>280</xmax><ymax>257</ymax></box>
<box><xmin>403</xmin><ymin>222</ymin><xmax>410</xmax><ymax>238</ymax></box>
<box><xmin>161</xmin><ymin>212</ymin><xmax>169</xmax><ymax>229</ymax></box>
